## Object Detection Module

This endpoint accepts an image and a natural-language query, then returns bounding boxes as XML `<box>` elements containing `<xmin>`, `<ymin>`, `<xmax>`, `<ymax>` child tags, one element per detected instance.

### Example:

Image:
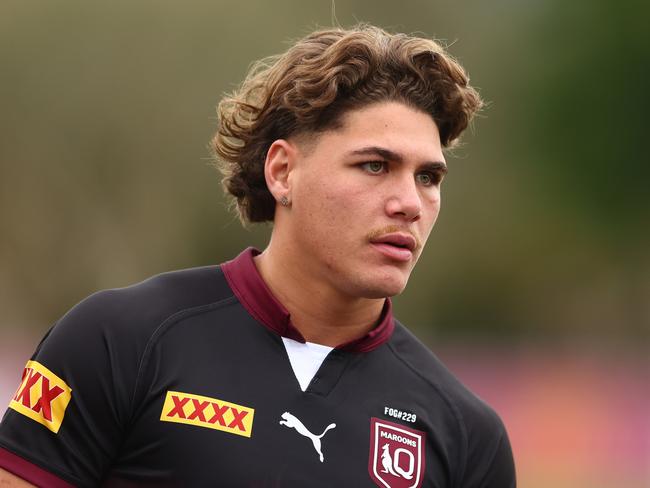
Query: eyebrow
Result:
<box><xmin>347</xmin><ymin>146</ymin><xmax>448</xmax><ymax>174</ymax></box>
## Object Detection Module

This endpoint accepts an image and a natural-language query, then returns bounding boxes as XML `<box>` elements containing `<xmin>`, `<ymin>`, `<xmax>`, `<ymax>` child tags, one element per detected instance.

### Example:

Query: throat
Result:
<box><xmin>254</xmin><ymin>246</ymin><xmax>385</xmax><ymax>347</ymax></box>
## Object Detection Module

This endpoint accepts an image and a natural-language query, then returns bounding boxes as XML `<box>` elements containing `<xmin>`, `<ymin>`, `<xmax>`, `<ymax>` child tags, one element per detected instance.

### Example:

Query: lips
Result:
<box><xmin>371</xmin><ymin>233</ymin><xmax>417</xmax><ymax>251</ymax></box>
<box><xmin>369</xmin><ymin>233</ymin><xmax>417</xmax><ymax>262</ymax></box>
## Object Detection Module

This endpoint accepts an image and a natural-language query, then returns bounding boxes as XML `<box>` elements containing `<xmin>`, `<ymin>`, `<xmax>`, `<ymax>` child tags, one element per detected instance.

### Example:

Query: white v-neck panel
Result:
<box><xmin>281</xmin><ymin>337</ymin><xmax>334</xmax><ymax>392</ymax></box>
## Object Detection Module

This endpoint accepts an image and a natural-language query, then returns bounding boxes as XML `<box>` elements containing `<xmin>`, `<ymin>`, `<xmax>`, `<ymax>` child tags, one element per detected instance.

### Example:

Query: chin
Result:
<box><xmin>352</xmin><ymin>275</ymin><xmax>409</xmax><ymax>299</ymax></box>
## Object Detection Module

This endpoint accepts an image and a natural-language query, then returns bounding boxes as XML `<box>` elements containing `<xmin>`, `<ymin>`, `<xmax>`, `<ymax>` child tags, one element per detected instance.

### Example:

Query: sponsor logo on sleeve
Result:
<box><xmin>368</xmin><ymin>417</ymin><xmax>426</xmax><ymax>488</ymax></box>
<box><xmin>160</xmin><ymin>391</ymin><xmax>254</xmax><ymax>438</ymax></box>
<box><xmin>9</xmin><ymin>360</ymin><xmax>72</xmax><ymax>434</ymax></box>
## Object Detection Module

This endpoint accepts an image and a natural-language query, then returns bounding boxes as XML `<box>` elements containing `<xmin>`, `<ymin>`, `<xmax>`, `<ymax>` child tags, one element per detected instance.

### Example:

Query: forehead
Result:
<box><xmin>300</xmin><ymin>102</ymin><xmax>444</xmax><ymax>163</ymax></box>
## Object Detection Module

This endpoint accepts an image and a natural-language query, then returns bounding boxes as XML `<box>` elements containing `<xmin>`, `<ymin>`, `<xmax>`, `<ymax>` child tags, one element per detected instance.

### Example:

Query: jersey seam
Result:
<box><xmin>0</xmin><ymin>438</ymin><xmax>84</xmax><ymax>487</ymax></box>
<box><xmin>129</xmin><ymin>295</ymin><xmax>239</xmax><ymax>424</ymax></box>
<box><xmin>385</xmin><ymin>341</ymin><xmax>469</xmax><ymax>488</ymax></box>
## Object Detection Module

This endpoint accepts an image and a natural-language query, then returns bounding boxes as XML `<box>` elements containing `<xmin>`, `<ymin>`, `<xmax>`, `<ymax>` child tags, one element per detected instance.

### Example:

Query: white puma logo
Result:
<box><xmin>279</xmin><ymin>412</ymin><xmax>336</xmax><ymax>462</ymax></box>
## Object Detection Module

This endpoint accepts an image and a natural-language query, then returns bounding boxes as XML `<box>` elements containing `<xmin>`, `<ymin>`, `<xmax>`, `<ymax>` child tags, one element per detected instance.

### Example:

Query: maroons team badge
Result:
<box><xmin>368</xmin><ymin>417</ymin><xmax>426</xmax><ymax>488</ymax></box>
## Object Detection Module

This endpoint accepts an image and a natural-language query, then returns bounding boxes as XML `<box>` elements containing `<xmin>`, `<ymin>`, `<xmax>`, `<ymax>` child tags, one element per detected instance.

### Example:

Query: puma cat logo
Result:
<box><xmin>279</xmin><ymin>411</ymin><xmax>336</xmax><ymax>462</ymax></box>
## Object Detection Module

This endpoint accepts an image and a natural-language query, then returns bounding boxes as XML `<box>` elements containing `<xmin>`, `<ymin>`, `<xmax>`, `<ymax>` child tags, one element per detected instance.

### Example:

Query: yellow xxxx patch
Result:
<box><xmin>9</xmin><ymin>360</ymin><xmax>72</xmax><ymax>434</ymax></box>
<box><xmin>160</xmin><ymin>391</ymin><xmax>254</xmax><ymax>438</ymax></box>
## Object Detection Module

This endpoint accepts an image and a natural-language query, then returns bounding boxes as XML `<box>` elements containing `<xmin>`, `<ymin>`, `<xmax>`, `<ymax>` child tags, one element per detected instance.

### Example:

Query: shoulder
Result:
<box><xmin>0</xmin><ymin>265</ymin><xmax>238</xmax><ymax>486</ymax></box>
<box><xmin>30</xmin><ymin>264</ymin><xmax>236</xmax><ymax>392</ymax></box>
<box><xmin>387</xmin><ymin>322</ymin><xmax>515</xmax><ymax>486</ymax></box>
<box><xmin>50</xmin><ymin>264</ymin><xmax>234</xmax><ymax>343</ymax></box>
<box><xmin>387</xmin><ymin>321</ymin><xmax>506</xmax><ymax>436</ymax></box>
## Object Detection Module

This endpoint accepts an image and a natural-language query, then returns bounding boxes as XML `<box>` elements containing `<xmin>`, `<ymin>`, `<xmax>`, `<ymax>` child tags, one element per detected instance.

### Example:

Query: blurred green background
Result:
<box><xmin>1</xmin><ymin>1</ymin><xmax>648</xmax><ymax>486</ymax></box>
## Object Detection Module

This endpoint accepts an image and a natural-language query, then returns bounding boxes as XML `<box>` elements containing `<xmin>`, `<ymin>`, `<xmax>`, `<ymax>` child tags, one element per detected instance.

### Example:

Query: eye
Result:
<box><xmin>361</xmin><ymin>161</ymin><xmax>387</xmax><ymax>174</ymax></box>
<box><xmin>415</xmin><ymin>171</ymin><xmax>442</xmax><ymax>187</ymax></box>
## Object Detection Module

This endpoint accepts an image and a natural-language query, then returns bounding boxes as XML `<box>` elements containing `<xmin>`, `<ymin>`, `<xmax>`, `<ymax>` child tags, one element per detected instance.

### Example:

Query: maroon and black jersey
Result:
<box><xmin>0</xmin><ymin>248</ymin><xmax>515</xmax><ymax>487</ymax></box>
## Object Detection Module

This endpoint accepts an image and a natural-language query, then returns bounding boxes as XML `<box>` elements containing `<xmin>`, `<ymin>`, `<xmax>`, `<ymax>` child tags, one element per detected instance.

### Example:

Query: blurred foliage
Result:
<box><xmin>0</xmin><ymin>0</ymin><xmax>648</xmax><ymax>346</ymax></box>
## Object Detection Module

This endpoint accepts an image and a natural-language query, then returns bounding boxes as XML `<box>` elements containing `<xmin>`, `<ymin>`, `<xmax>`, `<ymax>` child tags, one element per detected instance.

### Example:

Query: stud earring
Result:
<box><xmin>280</xmin><ymin>196</ymin><xmax>290</xmax><ymax>207</ymax></box>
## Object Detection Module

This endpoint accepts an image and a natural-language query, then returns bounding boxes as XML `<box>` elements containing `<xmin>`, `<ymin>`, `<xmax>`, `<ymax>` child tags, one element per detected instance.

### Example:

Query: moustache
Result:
<box><xmin>365</xmin><ymin>225</ymin><xmax>421</xmax><ymax>253</ymax></box>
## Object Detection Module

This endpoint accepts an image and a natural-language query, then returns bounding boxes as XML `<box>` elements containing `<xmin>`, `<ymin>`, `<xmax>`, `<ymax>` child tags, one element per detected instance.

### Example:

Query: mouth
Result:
<box><xmin>369</xmin><ymin>233</ymin><xmax>417</xmax><ymax>262</ymax></box>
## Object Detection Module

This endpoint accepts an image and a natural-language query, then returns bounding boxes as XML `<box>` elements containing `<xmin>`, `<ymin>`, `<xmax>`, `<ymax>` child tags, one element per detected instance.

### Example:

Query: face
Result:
<box><xmin>284</xmin><ymin>101</ymin><xmax>446</xmax><ymax>299</ymax></box>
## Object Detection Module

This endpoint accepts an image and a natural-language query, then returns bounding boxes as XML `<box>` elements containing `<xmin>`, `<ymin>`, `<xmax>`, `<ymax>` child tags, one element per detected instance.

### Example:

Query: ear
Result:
<box><xmin>264</xmin><ymin>139</ymin><xmax>298</xmax><ymax>202</ymax></box>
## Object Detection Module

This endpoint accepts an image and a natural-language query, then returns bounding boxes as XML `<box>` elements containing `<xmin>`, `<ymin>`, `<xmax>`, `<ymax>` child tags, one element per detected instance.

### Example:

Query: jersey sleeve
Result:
<box><xmin>460</xmin><ymin>410</ymin><xmax>516</xmax><ymax>488</ymax></box>
<box><xmin>476</xmin><ymin>428</ymin><xmax>516</xmax><ymax>488</ymax></box>
<box><xmin>0</xmin><ymin>289</ymin><xmax>145</xmax><ymax>487</ymax></box>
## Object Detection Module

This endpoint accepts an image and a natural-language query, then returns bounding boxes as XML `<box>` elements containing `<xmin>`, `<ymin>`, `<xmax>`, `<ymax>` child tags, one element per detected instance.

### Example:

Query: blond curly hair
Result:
<box><xmin>212</xmin><ymin>25</ymin><xmax>483</xmax><ymax>223</ymax></box>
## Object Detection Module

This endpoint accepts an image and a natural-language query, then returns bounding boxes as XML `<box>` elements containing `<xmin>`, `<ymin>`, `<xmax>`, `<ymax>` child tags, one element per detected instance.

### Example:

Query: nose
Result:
<box><xmin>385</xmin><ymin>176</ymin><xmax>422</xmax><ymax>222</ymax></box>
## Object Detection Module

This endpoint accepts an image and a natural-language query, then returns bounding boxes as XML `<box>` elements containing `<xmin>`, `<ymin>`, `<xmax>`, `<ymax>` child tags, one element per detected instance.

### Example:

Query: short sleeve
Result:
<box><xmin>0</xmin><ymin>290</ymin><xmax>143</xmax><ymax>487</ymax></box>
<box><xmin>460</xmin><ymin>412</ymin><xmax>516</xmax><ymax>488</ymax></box>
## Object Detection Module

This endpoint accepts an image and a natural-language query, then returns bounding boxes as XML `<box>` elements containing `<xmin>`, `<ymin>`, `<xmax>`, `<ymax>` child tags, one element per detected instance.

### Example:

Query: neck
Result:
<box><xmin>254</xmin><ymin>239</ymin><xmax>385</xmax><ymax>347</ymax></box>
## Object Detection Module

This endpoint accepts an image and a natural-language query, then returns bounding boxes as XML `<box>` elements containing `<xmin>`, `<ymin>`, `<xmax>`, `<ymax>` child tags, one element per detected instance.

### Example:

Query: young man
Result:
<box><xmin>0</xmin><ymin>25</ymin><xmax>515</xmax><ymax>487</ymax></box>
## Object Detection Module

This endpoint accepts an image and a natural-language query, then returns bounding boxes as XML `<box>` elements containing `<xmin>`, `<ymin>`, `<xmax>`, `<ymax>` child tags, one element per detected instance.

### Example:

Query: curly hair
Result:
<box><xmin>212</xmin><ymin>24</ymin><xmax>483</xmax><ymax>223</ymax></box>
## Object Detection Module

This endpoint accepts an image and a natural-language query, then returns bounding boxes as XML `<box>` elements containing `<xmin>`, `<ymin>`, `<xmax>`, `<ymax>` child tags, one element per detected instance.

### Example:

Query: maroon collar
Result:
<box><xmin>221</xmin><ymin>247</ymin><xmax>394</xmax><ymax>353</ymax></box>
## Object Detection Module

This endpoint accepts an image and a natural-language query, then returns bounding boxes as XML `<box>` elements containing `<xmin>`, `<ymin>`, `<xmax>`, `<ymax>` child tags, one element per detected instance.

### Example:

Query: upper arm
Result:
<box><xmin>474</xmin><ymin>428</ymin><xmax>516</xmax><ymax>488</ymax></box>
<box><xmin>0</xmin><ymin>447</ymin><xmax>75</xmax><ymax>487</ymax></box>
<box><xmin>460</xmin><ymin>411</ymin><xmax>516</xmax><ymax>488</ymax></box>
<box><xmin>0</xmin><ymin>466</ymin><xmax>37</xmax><ymax>487</ymax></box>
<box><xmin>0</xmin><ymin>290</ymin><xmax>144</xmax><ymax>487</ymax></box>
